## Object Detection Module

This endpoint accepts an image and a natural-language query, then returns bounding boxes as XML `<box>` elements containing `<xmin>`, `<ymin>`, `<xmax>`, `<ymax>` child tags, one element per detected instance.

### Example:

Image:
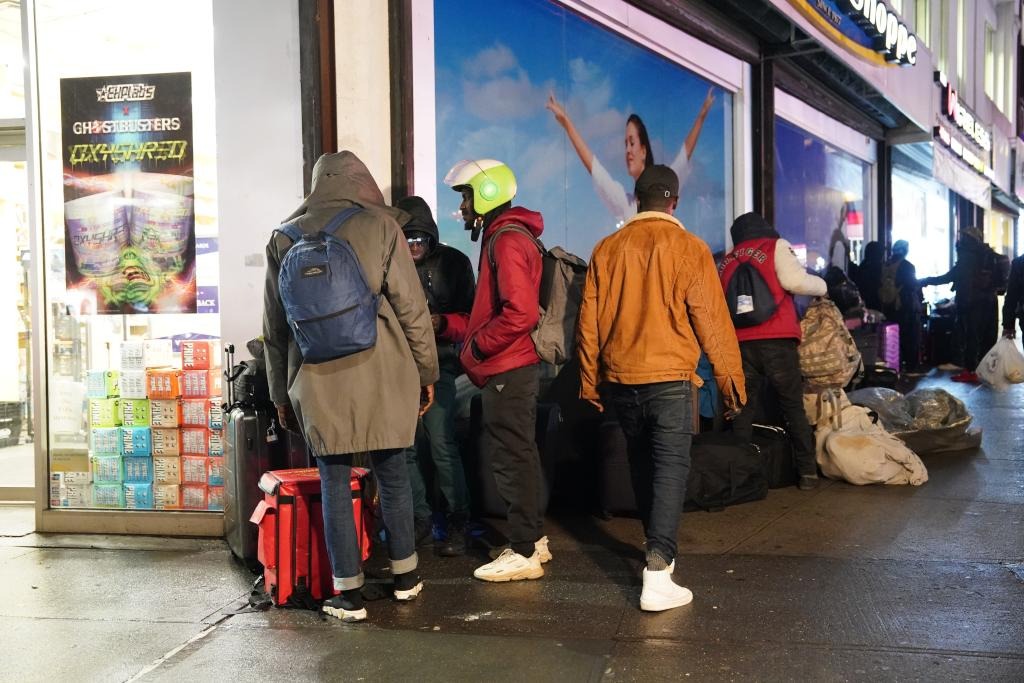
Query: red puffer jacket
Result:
<box><xmin>457</xmin><ymin>207</ymin><xmax>543</xmax><ymax>387</ymax></box>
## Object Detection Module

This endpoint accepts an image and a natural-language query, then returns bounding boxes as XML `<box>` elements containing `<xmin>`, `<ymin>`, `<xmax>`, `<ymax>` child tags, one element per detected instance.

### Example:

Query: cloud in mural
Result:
<box><xmin>462</xmin><ymin>42</ymin><xmax>551</xmax><ymax>122</ymax></box>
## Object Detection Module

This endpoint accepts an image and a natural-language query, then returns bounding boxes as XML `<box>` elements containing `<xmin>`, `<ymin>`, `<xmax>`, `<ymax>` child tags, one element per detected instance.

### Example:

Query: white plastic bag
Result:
<box><xmin>976</xmin><ymin>338</ymin><xmax>1024</xmax><ymax>390</ymax></box>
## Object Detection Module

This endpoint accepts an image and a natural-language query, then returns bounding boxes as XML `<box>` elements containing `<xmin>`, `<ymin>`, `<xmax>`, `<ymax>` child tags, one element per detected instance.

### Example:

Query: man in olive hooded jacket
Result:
<box><xmin>264</xmin><ymin>152</ymin><xmax>439</xmax><ymax>623</ymax></box>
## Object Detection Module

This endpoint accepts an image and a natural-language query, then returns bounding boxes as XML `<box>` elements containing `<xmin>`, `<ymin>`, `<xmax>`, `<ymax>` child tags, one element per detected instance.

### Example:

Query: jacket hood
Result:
<box><xmin>730</xmin><ymin>212</ymin><xmax>779</xmax><ymax>245</ymax></box>
<box><xmin>484</xmin><ymin>206</ymin><xmax>544</xmax><ymax>241</ymax></box>
<box><xmin>284</xmin><ymin>151</ymin><xmax>387</xmax><ymax>222</ymax></box>
<box><xmin>395</xmin><ymin>195</ymin><xmax>439</xmax><ymax>243</ymax></box>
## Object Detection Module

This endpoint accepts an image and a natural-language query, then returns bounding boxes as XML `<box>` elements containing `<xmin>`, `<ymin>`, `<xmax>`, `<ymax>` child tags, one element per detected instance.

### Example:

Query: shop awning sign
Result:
<box><xmin>786</xmin><ymin>0</ymin><xmax>917</xmax><ymax>67</ymax></box>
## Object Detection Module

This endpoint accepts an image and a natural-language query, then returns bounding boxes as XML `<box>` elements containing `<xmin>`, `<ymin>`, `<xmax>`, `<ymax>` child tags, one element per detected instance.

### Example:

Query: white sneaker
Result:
<box><xmin>473</xmin><ymin>548</ymin><xmax>544</xmax><ymax>582</ymax></box>
<box><xmin>640</xmin><ymin>561</ymin><xmax>693</xmax><ymax>612</ymax></box>
<box><xmin>535</xmin><ymin>536</ymin><xmax>552</xmax><ymax>564</ymax></box>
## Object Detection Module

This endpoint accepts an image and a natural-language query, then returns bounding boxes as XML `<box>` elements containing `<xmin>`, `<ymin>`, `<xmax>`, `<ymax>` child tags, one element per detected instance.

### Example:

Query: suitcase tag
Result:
<box><xmin>266</xmin><ymin>419</ymin><xmax>279</xmax><ymax>444</ymax></box>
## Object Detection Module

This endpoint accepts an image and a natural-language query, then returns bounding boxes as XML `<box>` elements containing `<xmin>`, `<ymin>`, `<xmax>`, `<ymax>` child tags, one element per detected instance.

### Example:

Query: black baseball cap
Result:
<box><xmin>634</xmin><ymin>164</ymin><xmax>679</xmax><ymax>200</ymax></box>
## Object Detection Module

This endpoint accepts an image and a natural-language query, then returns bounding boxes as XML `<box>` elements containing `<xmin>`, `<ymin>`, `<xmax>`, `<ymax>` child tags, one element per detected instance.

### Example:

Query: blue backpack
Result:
<box><xmin>276</xmin><ymin>208</ymin><xmax>378</xmax><ymax>363</ymax></box>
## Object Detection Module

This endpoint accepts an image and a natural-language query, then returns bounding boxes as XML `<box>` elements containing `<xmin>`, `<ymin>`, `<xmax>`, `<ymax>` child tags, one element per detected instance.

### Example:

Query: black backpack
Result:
<box><xmin>685</xmin><ymin>432</ymin><xmax>768</xmax><ymax>512</ymax></box>
<box><xmin>725</xmin><ymin>261</ymin><xmax>777</xmax><ymax>328</ymax></box>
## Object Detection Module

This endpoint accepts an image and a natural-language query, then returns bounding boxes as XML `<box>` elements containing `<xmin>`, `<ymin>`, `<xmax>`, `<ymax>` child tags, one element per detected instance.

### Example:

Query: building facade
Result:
<box><xmin>1</xmin><ymin>0</ymin><xmax>1019</xmax><ymax>535</ymax></box>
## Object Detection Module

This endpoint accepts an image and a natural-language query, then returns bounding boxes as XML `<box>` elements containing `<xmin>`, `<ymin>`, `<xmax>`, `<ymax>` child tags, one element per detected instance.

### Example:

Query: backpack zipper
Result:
<box><xmin>292</xmin><ymin>303</ymin><xmax>361</xmax><ymax>329</ymax></box>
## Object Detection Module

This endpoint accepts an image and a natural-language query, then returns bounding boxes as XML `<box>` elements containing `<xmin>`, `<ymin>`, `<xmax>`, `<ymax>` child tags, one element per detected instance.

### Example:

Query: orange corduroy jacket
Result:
<box><xmin>576</xmin><ymin>210</ymin><xmax>746</xmax><ymax>410</ymax></box>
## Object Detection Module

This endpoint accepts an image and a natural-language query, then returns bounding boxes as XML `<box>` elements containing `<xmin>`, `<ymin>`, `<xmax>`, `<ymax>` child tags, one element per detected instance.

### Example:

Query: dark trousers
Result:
<box><xmin>958</xmin><ymin>300</ymin><xmax>997</xmax><ymax>370</ymax></box>
<box><xmin>602</xmin><ymin>381</ymin><xmax>694</xmax><ymax>564</ymax></box>
<box><xmin>404</xmin><ymin>364</ymin><xmax>469</xmax><ymax>520</ymax></box>
<box><xmin>731</xmin><ymin>339</ymin><xmax>817</xmax><ymax>477</ymax></box>
<box><xmin>480</xmin><ymin>364</ymin><xmax>542</xmax><ymax>557</ymax></box>
<box><xmin>896</xmin><ymin>309</ymin><xmax>921</xmax><ymax>369</ymax></box>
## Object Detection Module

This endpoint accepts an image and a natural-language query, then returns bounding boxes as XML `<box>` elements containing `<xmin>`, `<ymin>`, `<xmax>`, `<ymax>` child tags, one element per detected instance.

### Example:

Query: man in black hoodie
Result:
<box><xmin>920</xmin><ymin>227</ymin><xmax>999</xmax><ymax>383</ymax></box>
<box><xmin>396</xmin><ymin>196</ymin><xmax>476</xmax><ymax>556</ymax></box>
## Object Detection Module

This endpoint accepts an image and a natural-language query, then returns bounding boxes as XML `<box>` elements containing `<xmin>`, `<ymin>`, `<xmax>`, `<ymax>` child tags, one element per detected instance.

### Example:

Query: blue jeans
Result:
<box><xmin>404</xmin><ymin>365</ymin><xmax>470</xmax><ymax>520</ymax></box>
<box><xmin>602</xmin><ymin>381</ymin><xmax>694</xmax><ymax>564</ymax></box>
<box><xmin>318</xmin><ymin>449</ymin><xmax>417</xmax><ymax>591</ymax></box>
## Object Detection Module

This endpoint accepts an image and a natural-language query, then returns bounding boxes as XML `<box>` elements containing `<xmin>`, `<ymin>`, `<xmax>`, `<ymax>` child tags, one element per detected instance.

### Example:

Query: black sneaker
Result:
<box><xmin>393</xmin><ymin>570</ymin><xmax>423</xmax><ymax>601</ymax></box>
<box><xmin>798</xmin><ymin>474</ymin><xmax>820</xmax><ymax>491</ymax></box>
<box><xmin>437</xmin><ymin>515</ymin><xmax>467</xmax><ymax>557</ymax></box>
<box><xmin>322</xmin><ymin>590</ymin><xmax>367</xmax><ymax>622</ymax></box>
<box><xmin>414</xmin><ymin>517</ymin><xmax>433</xmax><ymax>548</ymax></box>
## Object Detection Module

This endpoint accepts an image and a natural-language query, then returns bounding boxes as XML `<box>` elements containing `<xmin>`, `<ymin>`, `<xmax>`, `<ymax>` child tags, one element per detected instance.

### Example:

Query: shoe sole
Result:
<box><xmin>394</xmin><ymin>581</ymin><xmax>423</xmax><ymax>602</ymax></box>
<box><xmin>322</xmin><ymin>605</ymin><xmax>368</xmax><ymax>622</ymax></box>
<box><xmin>473</xmin><ymin>566</ymin><xmax>544</xmax><ymax>582</ymax></box>
<box><xmin>640</xmin><ymin>595</ymin><xmax>693</xmax><ymax>611</ymax></box>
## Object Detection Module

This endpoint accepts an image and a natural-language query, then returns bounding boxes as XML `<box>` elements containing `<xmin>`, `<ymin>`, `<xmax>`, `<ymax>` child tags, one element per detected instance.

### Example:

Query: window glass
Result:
<box><xmin>891</xmin><ymin>167</ymin><xmax>952</xmax><ymax>279</ymax></box>
<box><xmin>34</xmin><ymin>0</ymin><xmax>221</xmax><ymax>512</ymax></box>
<box><xmin>774</xmin><ymin>118</ymin><xmax>872</xmax><ymax>273</ymax></box>
<box><xmin>956</xmin><ymin>0</ymin><xmax>966</xmax><ymax>82</ymax></box>
<box><xmin>985</xmin><ymin>26</ymin><xmax>995</xmax><ymax>100</ymax></box>
<box><xmin>0</xmin><ymin>4</ymin><xmax>23</xmax><ymax>119</ymax></box>
<box><xmin>915</xmin><ymin>0</ymin><xmax>930</xmax><ymax>47</ymax></box>
<box><xmin>433</xmin><ymin>0</ymin><xmax>734</xmax><ymax>258</ymax></box>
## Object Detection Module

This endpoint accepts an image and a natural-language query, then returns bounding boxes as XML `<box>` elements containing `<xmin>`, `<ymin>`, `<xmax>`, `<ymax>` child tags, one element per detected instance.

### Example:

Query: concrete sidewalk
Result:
<box><xmin>1</xmin><ymin>372</ymin><xmax>1022</xmax><ymax>682</ymax></box>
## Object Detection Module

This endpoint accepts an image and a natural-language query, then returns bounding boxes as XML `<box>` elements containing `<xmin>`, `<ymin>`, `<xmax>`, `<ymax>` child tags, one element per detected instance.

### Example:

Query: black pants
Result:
<box><xmin>896</xmin><ymin>308</ymin><xmax>921</xmax><ymax>369</ymax></box>
<box><xmin>731</xmin><ymin>339</ymin><xmax>817</xmax><ymax>477</ymax></box>
<box><xmin>480</xmin><ymin>364</ymin><xmax>542</xmax><ymax>557</ymax></box>
<box><xmin>958</xmin><ymin>300</ymin><xmax>997</xmax><ymax>370</ymax></box>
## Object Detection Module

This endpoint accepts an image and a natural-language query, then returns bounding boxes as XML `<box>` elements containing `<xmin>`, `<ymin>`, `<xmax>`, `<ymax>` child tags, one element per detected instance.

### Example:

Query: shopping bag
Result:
<box><xmin>976</xmin><ymin>338</ymin><xmax>1024</xmax><ymax>390</ymax></box>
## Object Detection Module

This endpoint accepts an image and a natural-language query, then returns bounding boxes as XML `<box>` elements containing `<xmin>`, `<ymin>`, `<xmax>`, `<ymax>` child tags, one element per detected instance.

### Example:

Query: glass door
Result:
<box><xmin>0</xmin><ymin>140</ymin><xmax>34</xmax><ymax>500</ymax></box>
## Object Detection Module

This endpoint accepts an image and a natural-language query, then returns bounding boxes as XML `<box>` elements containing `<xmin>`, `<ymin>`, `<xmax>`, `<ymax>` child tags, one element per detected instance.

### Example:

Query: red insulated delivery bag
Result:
<box><xmin>250</xmin><ymin>467</ymin><xmax>373</xmax><ymax>608</ymax></box>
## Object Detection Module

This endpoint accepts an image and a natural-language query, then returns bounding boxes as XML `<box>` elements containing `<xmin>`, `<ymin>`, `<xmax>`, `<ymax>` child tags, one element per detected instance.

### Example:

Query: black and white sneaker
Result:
<box><xmin>393</xmin><ymin>571</ymin><xmax>424</xmax><ymax>601</ymax></box>
<box><xmin>322</xmin><ymin>593</ymin><xmax>367</xmax><ymax>622</ymax></box>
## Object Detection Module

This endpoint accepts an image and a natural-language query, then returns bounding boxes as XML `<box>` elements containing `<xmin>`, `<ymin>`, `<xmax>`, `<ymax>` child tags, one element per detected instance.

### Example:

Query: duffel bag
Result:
<box><xmin>685</xmin><ymin>432</ymin><xmax>768</xmax><ymax>512</ymax></box>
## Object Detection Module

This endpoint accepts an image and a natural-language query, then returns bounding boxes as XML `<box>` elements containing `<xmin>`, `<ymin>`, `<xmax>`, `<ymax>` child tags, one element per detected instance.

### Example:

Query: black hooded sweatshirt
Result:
<box><xmin>396</xmin><ymin>196</ymin><xmax>476</xmax><ymax>366</ymax></box>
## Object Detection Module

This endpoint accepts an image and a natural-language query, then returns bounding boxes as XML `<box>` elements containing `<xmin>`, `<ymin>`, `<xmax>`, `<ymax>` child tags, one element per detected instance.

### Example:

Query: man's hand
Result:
<box><xmin>723</xmin><ymin>398</ymin><xmax>743</xmax><ymax>421</ymax></box>
<box><xmin>1004</xmin><ymin>327</ymin><xmax>1017</xmax><ymax>340</ymax></box>
<box><xmin>419</xmin><ymin>385</ymin><xmax>435</xmax><ymax>417</ymax></box>
<box><xmin>431</xmin><ymin>314</ymin><xmax>442</xmax><ymax>333</ymax></box>
<box><xmin>276</xmin><ymin>402</ymin><xmax>300</xmax><ymax>432</ymax></box>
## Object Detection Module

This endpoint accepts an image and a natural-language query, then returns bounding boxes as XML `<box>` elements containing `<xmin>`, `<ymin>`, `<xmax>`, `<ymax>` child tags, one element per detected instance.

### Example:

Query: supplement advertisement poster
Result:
<box><xmin>60</xmin><ymin>71</ymin><xmax>197</xmax><ymax>314</ymax></box>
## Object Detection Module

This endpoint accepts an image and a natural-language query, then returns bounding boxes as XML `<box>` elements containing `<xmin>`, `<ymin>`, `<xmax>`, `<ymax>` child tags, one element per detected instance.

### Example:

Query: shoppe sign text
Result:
<box><xmin>838</xmin><ymin>0</ymin><xmax>918</xmax><ymax>66</ymax></box>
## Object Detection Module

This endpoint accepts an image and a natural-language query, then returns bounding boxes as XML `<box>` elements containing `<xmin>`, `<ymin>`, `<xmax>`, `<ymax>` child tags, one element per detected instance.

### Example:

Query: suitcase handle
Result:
<box><xmin>224</xmin><ymin>344</ymin><xmax>236</xmax><ymax>406</ymax></box>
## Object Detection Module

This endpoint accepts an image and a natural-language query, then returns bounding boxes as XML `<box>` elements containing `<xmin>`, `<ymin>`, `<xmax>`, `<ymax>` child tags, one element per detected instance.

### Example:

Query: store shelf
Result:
<box><xmin>38</xmin><ymin>508</ymin><xmax>224</xmax><ymax>537</ymax></box>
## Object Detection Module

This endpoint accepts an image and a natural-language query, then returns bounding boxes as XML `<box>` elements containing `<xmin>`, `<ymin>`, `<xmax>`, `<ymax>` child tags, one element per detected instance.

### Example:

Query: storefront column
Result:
<box><xmin>877</xmin><ymin>140</ymin><xmax>892</xmax><ymax>253</ymax></box>
<box><xmin>751</xmin><ymin>57</ymin><xmax>774</xmax><ymax>224</ymax></box>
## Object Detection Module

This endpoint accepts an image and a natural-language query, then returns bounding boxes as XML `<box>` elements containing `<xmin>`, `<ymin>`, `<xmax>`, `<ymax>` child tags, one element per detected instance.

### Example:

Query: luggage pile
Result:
<box><xmin>805</xmin><ymin>388</ymin><xmax>928</xmax><ymax>486</ymax></box>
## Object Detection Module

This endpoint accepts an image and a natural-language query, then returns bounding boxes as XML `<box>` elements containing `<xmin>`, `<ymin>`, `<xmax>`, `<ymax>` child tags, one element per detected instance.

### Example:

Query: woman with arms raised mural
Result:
<box><xmin>546</xmin><ymin>87</ymin><xmax>715</xmax><ymax>227</ymax></box>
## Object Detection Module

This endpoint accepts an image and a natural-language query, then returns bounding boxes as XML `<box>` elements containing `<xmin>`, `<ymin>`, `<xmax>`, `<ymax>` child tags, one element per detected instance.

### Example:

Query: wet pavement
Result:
<box><xmin>0</xmin><ymin>372</ymin><xmax>1021</xmax><ymax>682</ymax></box>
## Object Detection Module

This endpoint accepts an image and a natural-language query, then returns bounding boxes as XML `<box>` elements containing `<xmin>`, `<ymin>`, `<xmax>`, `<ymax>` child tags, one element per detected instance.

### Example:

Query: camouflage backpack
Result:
<box><xmin>798</xmin><ymin>298</ymin><xmax>863</xmax><ymax>390</ymax></box>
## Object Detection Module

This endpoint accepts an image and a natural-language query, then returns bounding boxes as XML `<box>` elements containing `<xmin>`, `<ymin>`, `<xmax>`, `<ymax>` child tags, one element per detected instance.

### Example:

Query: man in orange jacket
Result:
<box><xmin>577</xmin><ymin>164</ymin><xmax>746</xmax><ymax>612</ymax></box>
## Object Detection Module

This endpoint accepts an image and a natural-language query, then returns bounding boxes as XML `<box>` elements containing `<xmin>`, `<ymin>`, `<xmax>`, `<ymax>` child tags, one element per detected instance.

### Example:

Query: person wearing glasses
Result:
<box><xmin>396</xmin><ymin>196</ymin><xmax>476</xmax><ymax>557</ymax></box>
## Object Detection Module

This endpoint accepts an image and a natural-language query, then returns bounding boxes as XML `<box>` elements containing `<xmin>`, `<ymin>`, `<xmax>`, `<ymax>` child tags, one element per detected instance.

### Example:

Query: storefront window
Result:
<box><xmin>34</xmin><ymin>1</ymin><xmax>220</xmax><ymax>511</ymax></box>
<box><xmin>774</xmin><ymin>118</ymin><xmax>872</xmax><ymax>272</ymax></box>
<box><xmin>432</xmin><ymin>0</ymin><xmax>735</xmax><ymax>258</ymax></box>
<box><xmin>985</xmin><ymin>209</ymin><xmax>1015</xmax><ymax>258</ymax></box>
<box><xmin>891</xmin><ymin>167</ymin><xmax>952</xmax><ymax>282</ymax></box>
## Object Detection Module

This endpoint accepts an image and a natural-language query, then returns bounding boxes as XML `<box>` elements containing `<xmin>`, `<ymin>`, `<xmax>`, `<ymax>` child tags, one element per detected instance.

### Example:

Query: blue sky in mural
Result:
<box><xmin>434</xmin><ymin>0</ymin><xmax>730</xmax><ymax>261</ymax></box>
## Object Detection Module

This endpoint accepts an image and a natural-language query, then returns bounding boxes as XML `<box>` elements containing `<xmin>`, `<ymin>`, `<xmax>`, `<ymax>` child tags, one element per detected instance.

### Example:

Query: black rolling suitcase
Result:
<box><xmin>467</xmin><ymin>395</ymin><xmax>560</xmax><ymax>519</ymax></box>
<box><xmin>223</xmin><ymin>343</ymin><xmax>279</xmax><ymax>568</ymax></box>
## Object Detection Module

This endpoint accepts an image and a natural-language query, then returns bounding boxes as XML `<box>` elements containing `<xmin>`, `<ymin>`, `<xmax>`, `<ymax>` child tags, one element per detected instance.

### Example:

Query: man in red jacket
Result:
<box><xmin>444</xmin><ymin>158</ymin><xmax>551</xmax><ymax>582</ymax></box>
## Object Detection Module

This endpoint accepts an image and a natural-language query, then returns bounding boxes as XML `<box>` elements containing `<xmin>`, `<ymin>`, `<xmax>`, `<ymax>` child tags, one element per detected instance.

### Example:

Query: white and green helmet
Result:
<box><xmin>444</xmin><ymin>159</ymin><xmax>517</xmax><ymax>215</ymax></box>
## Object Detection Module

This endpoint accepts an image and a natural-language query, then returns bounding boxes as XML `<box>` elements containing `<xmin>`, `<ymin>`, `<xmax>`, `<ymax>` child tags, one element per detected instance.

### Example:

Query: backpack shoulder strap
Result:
<box><xmin>486</xmin><ymin>224</ymin><xmax>544</xmax><ymax>269</ymax></box>
<box><xmin>322</xmin><ymin>206</ymin><xmax>363</xmax><ymax>235</ymax></box>
<box><xmin>274</xmin><ymin>207</ymin><xmax>363</xmax><ymax>244</ymax></box>
<box><xmin>275</xmin><ymin>223</ymin><xmax>303</xmax><ymax>243</ymax></box>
